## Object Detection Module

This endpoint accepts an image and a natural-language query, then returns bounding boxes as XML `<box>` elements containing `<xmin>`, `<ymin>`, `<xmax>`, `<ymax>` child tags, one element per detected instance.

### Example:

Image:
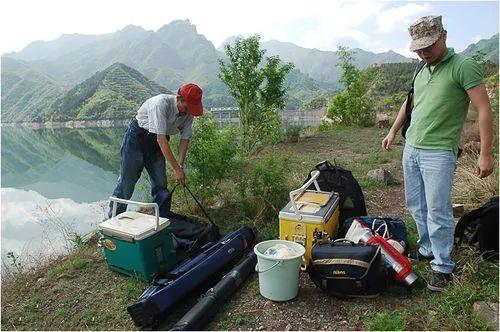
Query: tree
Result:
<box><xmin>218</xmin><ymin>35</ymin><xmax>293</xmax><ymax>152</ymax></box>
<box><xmin>327</xmin><ymin>45</ymin><xmax>374</xmax><ymax>126</ymax></box>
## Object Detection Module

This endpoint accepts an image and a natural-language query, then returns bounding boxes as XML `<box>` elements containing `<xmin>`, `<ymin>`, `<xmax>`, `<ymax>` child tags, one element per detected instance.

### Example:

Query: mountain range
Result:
<box><xmin>1</xmin><ymin>19</ymin><xmax>498</xmax><ymax>122</ymax></box>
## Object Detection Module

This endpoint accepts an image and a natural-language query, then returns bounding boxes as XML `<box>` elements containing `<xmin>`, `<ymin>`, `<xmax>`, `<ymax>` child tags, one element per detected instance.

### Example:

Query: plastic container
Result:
<box><xmin>99</xmin><ymin>197</ymin><xmax>177</xmax><ymax>282</ymax></box>
<box><xmin>254</xmin><ymin>240</ymin><xmax>305</xmax><ymax>301</ymax></box>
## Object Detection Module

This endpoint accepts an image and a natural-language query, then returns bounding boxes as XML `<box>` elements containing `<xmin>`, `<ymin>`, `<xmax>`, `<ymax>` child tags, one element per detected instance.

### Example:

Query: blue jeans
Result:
<box><xmin>403</xmin><ymin>144</ymin><xmax>457</xmax><ymax>274</ymax></box>
<box><xmin>108</xmin><ymin>119</ymin><xmax>171</xmax><ymax>218</ymax></box>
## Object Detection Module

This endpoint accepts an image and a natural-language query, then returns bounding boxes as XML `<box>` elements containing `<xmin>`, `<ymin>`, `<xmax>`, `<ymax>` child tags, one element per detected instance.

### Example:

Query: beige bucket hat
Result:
<box><xmin>408</xmin><ymin>15</ymin><xmax>444</xmax><ymax>51</ymax></box>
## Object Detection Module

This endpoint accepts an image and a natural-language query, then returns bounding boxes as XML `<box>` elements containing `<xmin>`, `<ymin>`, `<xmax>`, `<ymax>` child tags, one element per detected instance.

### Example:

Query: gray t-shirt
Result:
<box><xmin>135</xmin><ymin>94</ymin><xmax>193</xmax><ymax>139</ymax></box>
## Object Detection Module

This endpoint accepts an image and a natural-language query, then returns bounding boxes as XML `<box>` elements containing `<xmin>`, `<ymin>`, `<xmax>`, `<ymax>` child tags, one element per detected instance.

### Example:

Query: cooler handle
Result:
<box><xmin>109</xmin><ymin>197</ymin><xmax>160</xmax><ymax>231</ymax></box>
<box><xmin>289</xmin><ymin>170</ymin><xmax>321</xmax><ymax>220</ymax></box>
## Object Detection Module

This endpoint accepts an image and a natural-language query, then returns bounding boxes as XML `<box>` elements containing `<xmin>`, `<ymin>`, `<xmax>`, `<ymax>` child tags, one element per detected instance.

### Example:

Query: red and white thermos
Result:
<box><xmin>359</xmin><ymin>228</ymin><xmax>417</xmax><ymax>286</ymax></box>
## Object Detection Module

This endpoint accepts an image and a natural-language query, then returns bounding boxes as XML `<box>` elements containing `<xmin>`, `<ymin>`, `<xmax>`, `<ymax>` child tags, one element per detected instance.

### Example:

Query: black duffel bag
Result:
<box><xmin>166</xmin><ymin>185</ymin><xmax>220</xmax><ymax>254</ymax></box>
<box><xmin>308</xmin><ymin>239</ymin><xmax>387</xmax><ymax>298</ymax></box>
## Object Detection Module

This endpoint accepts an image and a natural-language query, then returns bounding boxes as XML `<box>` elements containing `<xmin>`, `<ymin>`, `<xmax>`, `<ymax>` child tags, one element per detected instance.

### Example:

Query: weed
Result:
<box><xmin>69</xmin><ymin>232</ymin><xmax>86</xmax><ymax>250</ymax></box>
<box><xmin>282</xmin><ymin>124</ymin><xmax>304</xmax><ymax>143</ymax></box>
<box><xmin>120</xmin><ymin>277</ymin><xmax>147</xmax><ymax>301</ymax></box>
<box><xmin>6</xmin><ymin>251</ymin><xmax>24</xmax><ymax>275</ymax></box>
<box><xmin>363</xmin><ymin>309</ymin><xmax>406</xmax><ymax>331</ymax></box>
<box><xmin>217</xmin><ymin>313</ymin><xmax>248</xmax><ymax>330</ymax></box>
<box><xmin>452</xmin><ymin>151</ymin><xmax>499</xmax><ymax>210</ymax></box>
<box><xmin>45</xmin><ymin>255</ymin><xmax>91</xmax><ymax>279</ymax></box>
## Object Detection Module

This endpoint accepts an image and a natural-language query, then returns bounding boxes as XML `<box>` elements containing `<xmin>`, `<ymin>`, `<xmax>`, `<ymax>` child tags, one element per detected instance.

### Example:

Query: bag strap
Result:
<box><xmin>170</xmin><ymin>184</ymin><xmax>216</xmax><ymax>227</ymax></box>
<box><xmin>402</xmin><ymin>60</ymin><xmax>426</xmax><ymax>139</ymax></box>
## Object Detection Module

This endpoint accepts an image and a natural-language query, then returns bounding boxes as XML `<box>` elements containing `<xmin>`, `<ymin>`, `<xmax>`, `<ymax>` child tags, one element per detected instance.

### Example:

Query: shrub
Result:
<box><xmin>282</xmin><ymin>124</ymin><xmax>303</xmax><ymax>143</ymax></box>
<box><xmin>185</xmin><ymin>115</ymin><xmax>242</xmax><ymax>201</ymax></box>
<box><xmin>236</xmin><ymin>154</ymin><xmax>290</xmax><ymax>226</ymax></box>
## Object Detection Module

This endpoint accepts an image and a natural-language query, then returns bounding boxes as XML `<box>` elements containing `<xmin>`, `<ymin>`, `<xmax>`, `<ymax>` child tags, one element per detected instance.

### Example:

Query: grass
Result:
<box><xmin>217</xmin><ymin>313</ymin><xmax>249</xmax><ymax>330</ymax></box>
<box><xmin>452</xmin><ymin>150</ymin><xmax>499</xmax><ymax>210</ymax></box>
<box><xmin>363</xmin><ymin>310</ymin><xmax>406</xmax><ymax>331</ymax></box>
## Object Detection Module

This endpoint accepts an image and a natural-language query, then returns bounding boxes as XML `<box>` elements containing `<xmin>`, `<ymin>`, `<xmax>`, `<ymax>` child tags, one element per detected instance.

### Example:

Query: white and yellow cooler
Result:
<box><xmin>279</xmin><ymin>171</ymin><xmax>340</xmax><ymax>269</ymax></box>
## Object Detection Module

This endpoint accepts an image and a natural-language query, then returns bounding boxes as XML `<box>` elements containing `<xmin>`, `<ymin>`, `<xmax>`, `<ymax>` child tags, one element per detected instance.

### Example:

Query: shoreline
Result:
<box><xmin>1</xmin><ymin>119</ymin><xmax>130</xmax><ymax>130</ymax></box>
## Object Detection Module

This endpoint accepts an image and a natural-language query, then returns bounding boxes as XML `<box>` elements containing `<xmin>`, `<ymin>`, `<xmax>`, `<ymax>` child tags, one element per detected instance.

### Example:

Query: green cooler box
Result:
<box><xmin>98</xmin><ymin>197</ymin><xmax>177</xmax><ymax>282</ymax></box>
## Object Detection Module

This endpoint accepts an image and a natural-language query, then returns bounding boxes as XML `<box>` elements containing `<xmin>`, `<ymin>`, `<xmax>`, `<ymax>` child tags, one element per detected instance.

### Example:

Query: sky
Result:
<box><xmin>0</xmin><ymin>0</ymin><xmax>498</xmax><ymax>58</ymax></box>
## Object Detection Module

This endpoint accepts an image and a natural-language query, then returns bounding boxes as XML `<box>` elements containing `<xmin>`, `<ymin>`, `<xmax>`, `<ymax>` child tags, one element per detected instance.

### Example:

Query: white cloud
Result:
<box><xmin>376</xmin><ymin>3</ymin><xmax>434</xmax><ymax>33</ymax></box>
<box><xmin>472</xmin><ymin>34</ymin><xmax>484</xmax><ymax>43</ymax></box>
<box><xmin>1</xmin><ymin>188</ymin><xmax>106</xmax><ymax>256</ymax></box>
<box><xmin>0</xmin><ymin>0</ymin><xmax>395</xmax><ymax>54</ymax></box>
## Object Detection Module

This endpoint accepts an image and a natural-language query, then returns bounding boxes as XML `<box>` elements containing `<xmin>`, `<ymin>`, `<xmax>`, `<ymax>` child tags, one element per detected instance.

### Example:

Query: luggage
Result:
<box><xmin>308</xmin><ymin>239</ymin><xmax>388</xmax><ymax>298</ymax></box>
<box><xmin>455</xmin><ymin>196</ymin><xmax>499</xmax><ymax>260</ymax></box>
<box><xmin>279</xmin><ymin>170</ymin><xmax>340</xmax><ymax>269</ymax></box>
<box><xmin>99</xmin><ymin>197</ymin><xmax>177</xmax><ymax>282</ymax></box>
<box><xmin>340</xmin><ymin>216</ymin><xmax>409</xmax><ymax>250</ymax></box>
<box><xmin>304</xmin><ymin>160</ymin><xmax>367</xmax><ymax>226</ymax></box>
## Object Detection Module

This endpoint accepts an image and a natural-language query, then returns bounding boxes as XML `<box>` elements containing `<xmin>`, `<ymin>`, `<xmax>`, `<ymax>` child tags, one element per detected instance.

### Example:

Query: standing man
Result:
<box><xmin>382</xmin><ymin>16</ymin><xmax>493</xmax><ymax>291</ymax></box>
<box><xmin>108</xmin><ymin>83</ymin><xmax>204</xmax><ymax>218</ymax></box>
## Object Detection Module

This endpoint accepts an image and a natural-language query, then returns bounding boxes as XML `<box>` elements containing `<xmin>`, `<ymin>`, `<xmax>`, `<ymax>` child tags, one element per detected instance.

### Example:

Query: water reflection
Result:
<box><xmin>1</xmin><ymin>126</ymin><xmax>149</xmax><ymax>261</ymax></box>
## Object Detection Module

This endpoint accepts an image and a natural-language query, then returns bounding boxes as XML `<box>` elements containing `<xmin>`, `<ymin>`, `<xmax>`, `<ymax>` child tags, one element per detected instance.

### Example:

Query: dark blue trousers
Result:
<box><xmin>108</xmin><ymin>119</ymin><xmax>171</xmax><ymax>218</ymax></box>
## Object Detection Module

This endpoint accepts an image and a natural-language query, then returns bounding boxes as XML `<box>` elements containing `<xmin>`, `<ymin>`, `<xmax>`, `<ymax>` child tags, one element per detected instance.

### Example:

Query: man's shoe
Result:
<box><xmin>407</xmin><ymin>248</ymin><xmax>434</xmax><ymax>261</ymax></box>
<box><xmin>427</xmin><ymin>270</ymin><xmax>452</xmax><ymax>292</ymax></box>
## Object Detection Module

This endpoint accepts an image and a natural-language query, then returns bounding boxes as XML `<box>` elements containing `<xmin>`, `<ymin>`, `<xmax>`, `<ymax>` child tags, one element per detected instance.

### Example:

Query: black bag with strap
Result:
<box><xmin>166</xmin><ymin>184</ymin><xmax>220</xmax><ymax>254</ymax></box>
<box><xmin>454</xmin><ymin>196</ymin><xmax>499</xmax><ymax>260</ymax></box>
<box><xmin>401</xmin><ymin>60</ymin><xmax>426</xmax><ymax>139</ymax></box>
<box><xmin>308</xmin><ymin>239</ymin><xmax>388</xmax><ymax>298</ymax></box>
<box><xmin>305</xmin><ymin>160</ymin><xmax>367</xmax><ymax>225</ymax></box>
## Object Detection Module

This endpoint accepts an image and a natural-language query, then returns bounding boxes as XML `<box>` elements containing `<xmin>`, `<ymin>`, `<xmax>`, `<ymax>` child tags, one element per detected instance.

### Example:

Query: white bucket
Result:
<box><xmin>254</xmin><ymin>240</ymin><xmax>305</xmax><ymax>301</ymax></box>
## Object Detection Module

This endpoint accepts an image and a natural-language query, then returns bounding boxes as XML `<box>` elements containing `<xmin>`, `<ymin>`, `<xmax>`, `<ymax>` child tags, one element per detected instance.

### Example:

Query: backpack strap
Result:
<box><xmin>402</xmin><ymin>60</ymin><xmax>426</xmax><ymax>139</ymax></box>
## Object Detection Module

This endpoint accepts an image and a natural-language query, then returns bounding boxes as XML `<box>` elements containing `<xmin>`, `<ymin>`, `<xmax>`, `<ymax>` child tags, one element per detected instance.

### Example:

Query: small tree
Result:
<box><xmin>219</xmin><ymin>35</ymin><xmax>293</xmax><ymax>152</ymax></box>
<box><xmin>185</xmin><ymin>114</ymin><xmax>241</xmax><ymax>201</ymax></box>
<box><xmin>327</xmin><ymin>45</ymin><xmax>374</xmax><ymax>126</ymax></box>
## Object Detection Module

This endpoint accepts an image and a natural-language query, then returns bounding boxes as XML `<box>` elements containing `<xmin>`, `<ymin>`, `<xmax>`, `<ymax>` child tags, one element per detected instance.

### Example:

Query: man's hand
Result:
<box><xmin>174</xmin><ymin>166</ymin><xmax>186</xmax><ymax>186</ymax></box>
<box><xmin>477</xmin><ymin>153</ymin><xmax>494</xmax><ymax>178</ymax></box>
<box><xmin>382</xmin><ymin>131</ymin><xmax>396</xmax><ymax>151</ymax></box>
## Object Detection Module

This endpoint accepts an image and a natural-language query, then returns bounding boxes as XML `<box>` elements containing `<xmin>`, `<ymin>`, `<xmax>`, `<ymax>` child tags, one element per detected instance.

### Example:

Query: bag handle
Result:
<box><xmin>332</xmin><ymin>238</ymin><xmax>356</xmax><ymax>246</ymax></box>
<box><xmin>109</xmin><ymin>196</ymin><xmax>160</xmax><ymax>230</ymax></box>
<box><xmin>289</xmin><ymin>170</ymin><xmax>321</xmax><ymax>219</ymax></box>
<box><xmin>372</xmin><ymin>219</ymin><xmax>389</xmax><ymax>238</ymax></box>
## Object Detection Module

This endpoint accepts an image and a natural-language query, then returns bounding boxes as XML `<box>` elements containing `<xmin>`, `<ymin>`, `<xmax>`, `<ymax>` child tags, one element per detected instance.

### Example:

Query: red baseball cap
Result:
<box><xmin>179</xmin><ymin>83</ymin><xmax>203</xmax><ymax>116</ymax></box>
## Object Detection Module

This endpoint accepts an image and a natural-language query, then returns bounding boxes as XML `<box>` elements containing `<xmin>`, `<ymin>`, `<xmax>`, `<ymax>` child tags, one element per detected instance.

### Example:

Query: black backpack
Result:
<box><xmin>305</xmin><ymin>160</ymin><xmax>367</xmax><ymax>226</ymax></box>
<box><xmin>454</xmin><ymin>196</ymin><xmax>499</xmax><ymax>260</ymax></box>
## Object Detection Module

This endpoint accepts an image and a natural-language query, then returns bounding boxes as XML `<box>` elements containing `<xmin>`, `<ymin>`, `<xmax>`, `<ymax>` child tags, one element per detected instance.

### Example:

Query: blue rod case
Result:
<box><xmin>127</xmin><ymin>226</ymin><xmax>256</xmax><ymax>329</ymax></box>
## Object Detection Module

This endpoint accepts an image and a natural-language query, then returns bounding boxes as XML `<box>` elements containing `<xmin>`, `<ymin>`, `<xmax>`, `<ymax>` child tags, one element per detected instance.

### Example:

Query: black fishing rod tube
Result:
<box><xmin>171</xmin><ymin>252</ymin><xmax>257</xmax><ymax>331</ymax></box>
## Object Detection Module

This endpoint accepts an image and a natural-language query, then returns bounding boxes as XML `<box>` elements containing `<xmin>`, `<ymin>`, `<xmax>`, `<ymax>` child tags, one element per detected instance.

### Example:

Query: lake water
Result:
<box><xmin>1</xmin><ymin>126</ymin><xmax>150</xmax><ymax>264</ymax></box>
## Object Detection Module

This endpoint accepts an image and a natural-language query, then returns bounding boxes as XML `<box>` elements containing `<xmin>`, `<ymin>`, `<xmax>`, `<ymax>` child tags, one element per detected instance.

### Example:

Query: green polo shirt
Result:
<box><xmin>406</xmin><ymin>48</ymin><xmax>484</xmax><ymax>155</ymax></box>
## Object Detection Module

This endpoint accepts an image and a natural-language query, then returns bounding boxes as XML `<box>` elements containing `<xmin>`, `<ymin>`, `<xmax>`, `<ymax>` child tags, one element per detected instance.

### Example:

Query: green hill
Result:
<box><xmin>363</xmin><ymin>62</ymin><xmax>419</xmax><ymax>111</ymax></box>
<box><xmin>461</xmin><ymin>34</ymin><xmax>499</xmax><ymax>64</ymax></box>
<box><xmin>48</xmin><ymin>62</ymin><xmax>172</xmax><ymax>121</ymax></box>
<box><xmin>261</xmin><ymin>40</ymin><xmax>413</xmax><ymax>88</ymax></box>
<box><xmin>1</xmin><ymin>57</ymin><xmax>63</xmax><ymax>122</ymax></box>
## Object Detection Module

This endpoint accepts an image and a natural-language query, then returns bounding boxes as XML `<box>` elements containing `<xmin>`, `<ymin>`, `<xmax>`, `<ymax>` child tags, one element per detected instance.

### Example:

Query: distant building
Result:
<box><xmin>208</xmin><ymin>107</ymin><xmax>327</xmax><ymax>128</ymax></box>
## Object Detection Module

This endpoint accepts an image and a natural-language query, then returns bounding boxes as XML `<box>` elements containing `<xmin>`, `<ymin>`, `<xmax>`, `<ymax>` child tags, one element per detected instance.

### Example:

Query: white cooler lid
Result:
<box><xmin>99</xmin><ymin>211</ymin><xmax>170</xmax><ymax>241</ymax></box>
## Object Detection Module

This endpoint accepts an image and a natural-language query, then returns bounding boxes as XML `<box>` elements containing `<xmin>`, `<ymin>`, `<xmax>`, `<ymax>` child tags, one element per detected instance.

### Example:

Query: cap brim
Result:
<box><xmin>186</xmin><ymin>102</ymin><xmax>203</xmax><ymax>116</ymax></box>
<box><xmin>410</xmin><ymin>33</ymin><xmax>441</xmax><ymax>52</ymax></box>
